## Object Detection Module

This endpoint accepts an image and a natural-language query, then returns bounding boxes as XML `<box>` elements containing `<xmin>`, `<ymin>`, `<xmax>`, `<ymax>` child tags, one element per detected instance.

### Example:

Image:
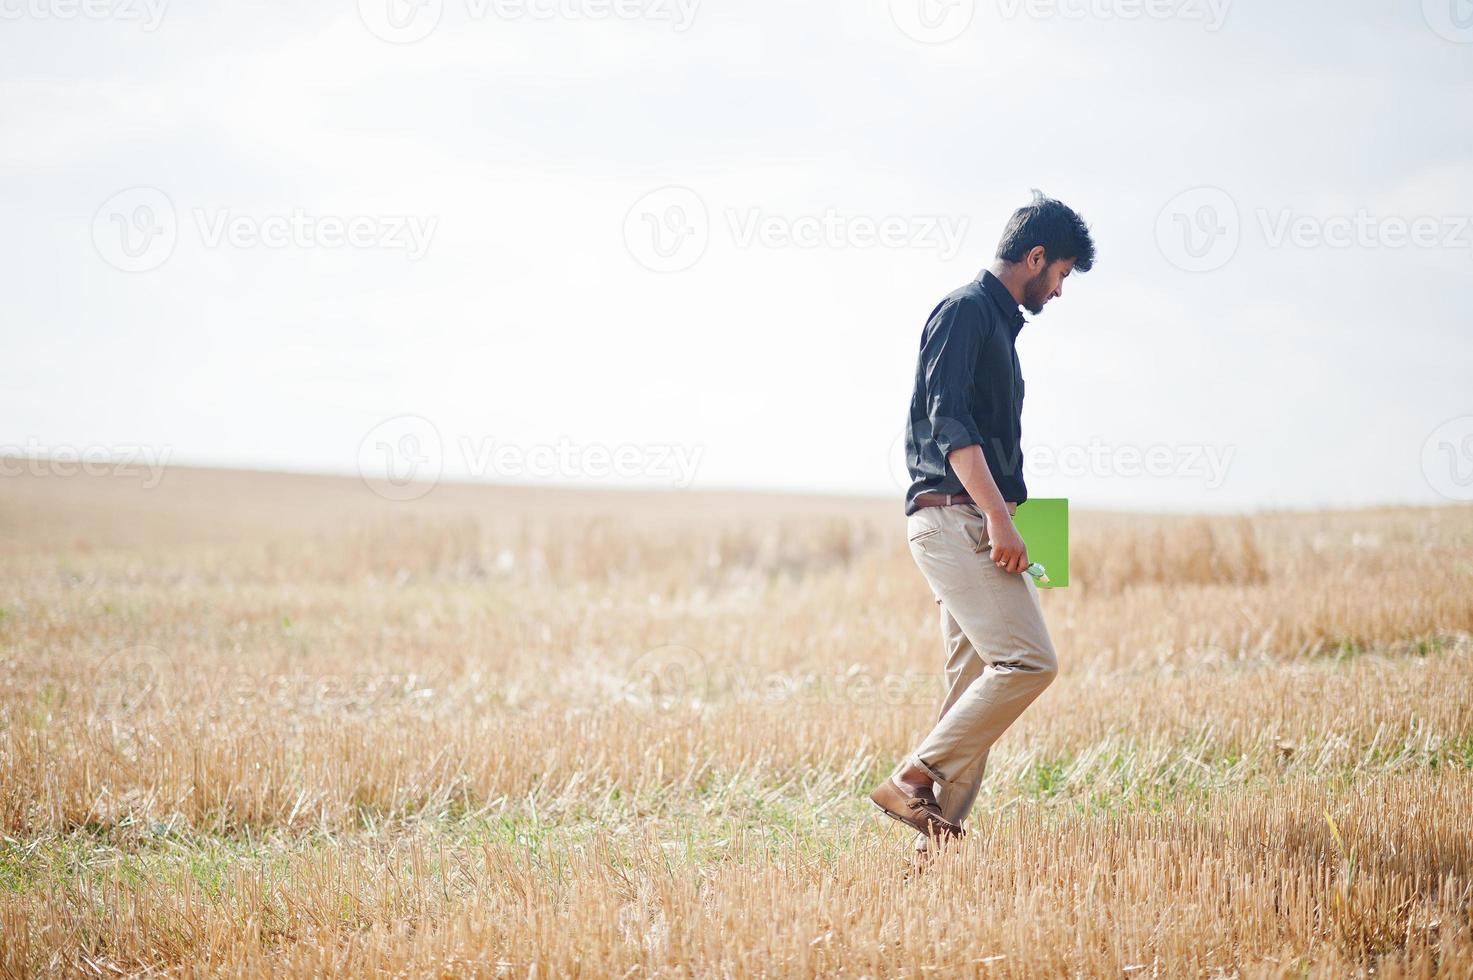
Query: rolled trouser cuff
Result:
<box><xmin>913</xmin><ymin>762</ymin><xmax>983</xmax><ymax>850</ymax></box>
<box><xmin>909</xmin><ymin>754</ymin><xmax>947</xmax><ymax>785</ymax></box>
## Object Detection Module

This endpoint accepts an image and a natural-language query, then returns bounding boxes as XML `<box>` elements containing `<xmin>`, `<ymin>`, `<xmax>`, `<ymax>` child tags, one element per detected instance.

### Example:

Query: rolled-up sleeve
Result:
<box><xmin>919</xmin><ymin>299</ymin><xmax>990</xmax><ymax>457</ymax></box>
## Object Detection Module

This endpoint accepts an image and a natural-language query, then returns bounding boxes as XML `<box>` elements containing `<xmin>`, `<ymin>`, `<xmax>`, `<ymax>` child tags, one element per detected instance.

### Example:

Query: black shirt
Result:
<box><xmin>903</xmin><ymin>270</ymin><xmax>1029</xmax><ymax>516</ymax></box>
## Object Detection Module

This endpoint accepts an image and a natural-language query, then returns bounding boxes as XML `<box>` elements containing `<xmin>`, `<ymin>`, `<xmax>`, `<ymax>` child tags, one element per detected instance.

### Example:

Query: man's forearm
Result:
<box><xmin>947</xmin><ymin>443</ymin><xmax>1030</xmax><ymax>572</ymax></box>
<box><xmin>946</xmin><ymin>444</ymin><xmax>1012</xmax><ymax>521</ymax></box>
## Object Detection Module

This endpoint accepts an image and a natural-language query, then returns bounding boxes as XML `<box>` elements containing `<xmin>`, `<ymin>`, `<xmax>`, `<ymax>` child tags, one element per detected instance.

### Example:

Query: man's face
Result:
<box><xmin>1022</xmin><ymin>257</ymin><xmax>1076</xmax><ymax>315</ymax></box>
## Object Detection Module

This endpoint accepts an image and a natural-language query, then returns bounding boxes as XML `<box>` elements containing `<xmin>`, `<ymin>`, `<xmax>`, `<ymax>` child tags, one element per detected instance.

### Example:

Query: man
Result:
<box><xmin>868</xmin><ymin>191</ymin><xmax>1096</xmax><ymax>857</ymax></box>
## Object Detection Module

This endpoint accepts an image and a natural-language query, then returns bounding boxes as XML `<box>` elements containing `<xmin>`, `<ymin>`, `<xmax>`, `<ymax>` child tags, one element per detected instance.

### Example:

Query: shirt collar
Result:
<box><xmin>979</xmin><ymin>269</ymin><xmax>1027</xmax><ymax>338</ymax></box>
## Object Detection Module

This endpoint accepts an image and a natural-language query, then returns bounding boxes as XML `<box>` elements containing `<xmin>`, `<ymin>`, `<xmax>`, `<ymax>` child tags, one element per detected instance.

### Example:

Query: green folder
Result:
<box><xmin>1013</xmin><ymin>498</ymin><xmax>1069</xmax><ymax>588</ymax></box>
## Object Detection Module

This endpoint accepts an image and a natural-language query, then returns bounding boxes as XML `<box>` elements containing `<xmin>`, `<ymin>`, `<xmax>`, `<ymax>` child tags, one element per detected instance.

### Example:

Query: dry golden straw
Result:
<box><xmin>1</xmin><ymin>467</ymin><xmax>1470</xmax><ymax>976</ymax></box>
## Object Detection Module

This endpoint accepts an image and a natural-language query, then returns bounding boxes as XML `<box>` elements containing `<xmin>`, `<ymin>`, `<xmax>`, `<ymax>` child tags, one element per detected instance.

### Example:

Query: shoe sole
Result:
<box><xmin>868</xmin><ymin>797</ymin><xmax>963</xmax><ymax>839</ymax></box>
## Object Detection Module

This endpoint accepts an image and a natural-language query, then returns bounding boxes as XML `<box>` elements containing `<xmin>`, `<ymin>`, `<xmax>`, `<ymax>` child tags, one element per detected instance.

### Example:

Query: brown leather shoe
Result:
<box><xmin>868</xmin><ymin>778</ymin><xmax>964</xmax><ymax>840</ymax></box>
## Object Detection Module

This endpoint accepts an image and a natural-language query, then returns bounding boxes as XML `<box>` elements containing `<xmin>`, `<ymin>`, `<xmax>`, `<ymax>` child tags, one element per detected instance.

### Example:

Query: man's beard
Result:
<box><xmin>1021</xmin><ymin>267</ymin><xmax>1050</xmax><ymax>315</ymax></box>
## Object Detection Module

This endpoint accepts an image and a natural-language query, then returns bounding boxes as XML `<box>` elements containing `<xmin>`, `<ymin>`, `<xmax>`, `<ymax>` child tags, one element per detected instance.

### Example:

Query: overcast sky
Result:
<box><xmin>4</xmin><ymin>0</ymin><xmax>1471</xmax><ymax>512</ymax></box>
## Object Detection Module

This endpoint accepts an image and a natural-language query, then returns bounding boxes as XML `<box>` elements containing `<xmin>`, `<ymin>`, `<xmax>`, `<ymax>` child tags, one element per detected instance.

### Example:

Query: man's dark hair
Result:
<box><xmin>995</xmin><ymin>190</ymin><xmax>1095</xmax><ymax>272</ymax></box>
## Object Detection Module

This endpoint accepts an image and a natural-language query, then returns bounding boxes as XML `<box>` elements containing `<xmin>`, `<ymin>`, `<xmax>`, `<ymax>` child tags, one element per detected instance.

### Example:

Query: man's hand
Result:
<box><xmin>986</xmin><ymin>513</ymin><xmax>1029</xmax><ymax>573</ymax></box>
<box><xmin>945</xmin><ymin>445</ymin><xmax>1030</xmax><ymax>574</ymax></box>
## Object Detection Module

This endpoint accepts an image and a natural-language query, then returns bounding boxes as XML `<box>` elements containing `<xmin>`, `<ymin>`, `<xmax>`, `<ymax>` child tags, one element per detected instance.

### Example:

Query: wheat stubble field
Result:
<box><xmin>1</xmin><ymin>466</ymin><xmax>1471</xmax><ymax>977</ymax></box>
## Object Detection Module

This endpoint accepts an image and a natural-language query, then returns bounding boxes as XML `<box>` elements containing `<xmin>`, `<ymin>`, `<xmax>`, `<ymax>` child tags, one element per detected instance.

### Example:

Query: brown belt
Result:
<box><xmin>914</xmin><ymin>492</ymin><xmax>1018</xmax><ymax>515</ymax></box>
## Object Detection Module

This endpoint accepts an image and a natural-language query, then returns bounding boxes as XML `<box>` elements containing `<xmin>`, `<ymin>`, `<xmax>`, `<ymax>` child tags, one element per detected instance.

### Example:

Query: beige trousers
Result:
<box><xmin>901</xmin><ymin>502</ymin><xmax>1058</xmax><ymax>846</ymax></box>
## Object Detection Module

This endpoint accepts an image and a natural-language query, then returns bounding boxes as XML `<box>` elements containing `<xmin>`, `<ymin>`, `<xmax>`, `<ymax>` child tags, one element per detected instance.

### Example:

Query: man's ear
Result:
<box><xmin>1027</xmin><ymin>245</ymin><xmax>1048</xmax><ymax>271</ymax></box>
